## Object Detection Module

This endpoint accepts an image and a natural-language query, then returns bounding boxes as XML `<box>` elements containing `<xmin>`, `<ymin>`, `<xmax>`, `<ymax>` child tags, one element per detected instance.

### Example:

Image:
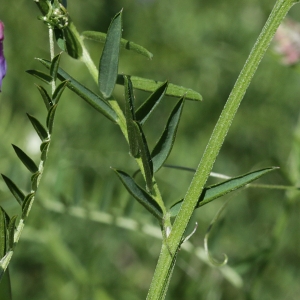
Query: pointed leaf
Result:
<box><xmin>37</xmin><ymin>58</ymin><xmax>118</xmax><ymax>122</ymax></box>
<box><xmin>82</xmin><ymin>31</ymin><xmax>153</xmax><ymax>59</ymax></box>
<box><xmin>50</xmin><ymin>52</ymin><xmax>62</xmax><ymax>81</ymax></box>
<box><xmin>169</xmin><ymin>167</ymin><xmax>277</xmax><ymax>217</ymax></box>
<box><xmin>116</xmin><ymin>75</ymin><xmax>202</xmax><ymax>101</ymax></box>
<box><xmin>35</xmin><ymin>84</ymin><xmax>53</xmax><ymax>110</ymax></box>
<box><xmin>0</xmin><ymin>207</ymin><xmax>9</xmax><ymax>257</ymax></box>
<box><xmin>52</xmin><ymin>80</ymin><xmax>68</xmax><ymax>104</ymax></box>
<box><xmin>1</xmin><ymin>175</ymin><xmax>25</xmax><ymax>206</ymax></box>
<box><xmin>46</xmin><ymin>104</ymin><xmax>58</xmax><ymax>134</ymax></box>
<box><xmin>7</xmin><ymin>216</ymin><xmax>17</xmax><ymax>251</ymax></box>
<box><xmin>21</xmin><ymin>193</ymin><xmax>35</xmax><ymax>220</ymax></box>
<box><xmin>133</xmin><ymin>121</ymin><xmax>153</xmax><ymax>191</ymax></box>
<box><xmin>27</xmin><ymin>114</ymin><xmax>49</xmax><ymax>141</ymax></box>
<box><xmin>152</xmin><ymin>98</ymin><xmax>184</xmax><ymax>173</ymax></box>
<box><xmin>113</xmin><ymin>169</ymin><xmax>163</xmax><ymax>221</ymax></box>
<box><xmin>12</xmin><ymin>145</ymin><xmax>38</xmax><ymax>173</ymax></box>
<box><xmin>124</xmin><ymin>76</ymin><xmax>139</xmax><ymax>157</ymax></box>
<box><xmin>98</xmin><ymin>10</ymin><xmax>123</xmax><ymax>99</ymax></box>
<box><xmin>26</xmin><ymin>70</ymin><xmax>53</xmax><ymax>84</ymax></box>
<box><xmin>136</xmin><ymin>81</ymin><xmax>168</xmax><ymax>124</ymax></box>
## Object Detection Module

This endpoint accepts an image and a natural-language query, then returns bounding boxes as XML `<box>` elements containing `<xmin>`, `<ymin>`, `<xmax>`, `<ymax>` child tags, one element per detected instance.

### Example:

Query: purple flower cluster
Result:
<box><xmin>0</xmin><ymin>21</ymin><xmax>6</xmax><ymax>91</ymax></box>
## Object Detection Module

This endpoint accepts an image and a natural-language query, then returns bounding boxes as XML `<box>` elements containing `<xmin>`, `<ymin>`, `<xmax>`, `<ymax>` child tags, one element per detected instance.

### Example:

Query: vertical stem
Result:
<box><xmin>147</xmin><ymin>0</ymin><xmax>298</xmax><ymax>299</ymax></box>
<box><xmin>48</xmin><ymin>27</ymin><xmax>56</xmax><ymax>95</ymax></box>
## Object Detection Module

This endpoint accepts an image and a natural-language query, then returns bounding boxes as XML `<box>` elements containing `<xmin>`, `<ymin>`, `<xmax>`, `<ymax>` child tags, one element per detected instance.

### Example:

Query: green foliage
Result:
<box><xmin>1</xmin><ymin>0</ymin><xmax>300</xmax><ymax>299</ymax></box>
<box><xmin>98</xmin><ymin>10</ymin><xmax>123</xmax><ymax>99</ymax></box>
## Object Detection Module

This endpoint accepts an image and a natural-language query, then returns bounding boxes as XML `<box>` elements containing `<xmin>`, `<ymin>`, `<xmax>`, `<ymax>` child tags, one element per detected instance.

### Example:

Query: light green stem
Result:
<box><xmin>146</xmin><ymin>0</ymin><xmax>298</xmax><ymax>299</ymax></box>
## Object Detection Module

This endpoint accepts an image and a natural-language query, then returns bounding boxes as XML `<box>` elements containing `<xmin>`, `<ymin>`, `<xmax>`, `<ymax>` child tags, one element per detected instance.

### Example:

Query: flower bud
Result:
<box><xmin>0</xmin><ymin>21</ymin><xmax>7</xmax><ymax>91</ymax></box>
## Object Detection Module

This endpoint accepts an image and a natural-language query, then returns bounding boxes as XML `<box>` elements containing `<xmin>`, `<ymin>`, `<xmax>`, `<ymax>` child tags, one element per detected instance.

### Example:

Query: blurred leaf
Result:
<box><xmin>169</xmin><ymin>167</ymin><xmax>277</xmax><ymax>217</ymax></box>
<box><xmin>52</xmin><ymin>80</ymin><xmax>68</xmax><ymax>104</ymax></box>
<box><xmin>31</xmin><ymin>172</ymin><xmax>41</xmax><ymax>192</ymax></box>
<box><xmin>112</xmin><ymin>169</ymin><xmax>163</xmax><ymax>221</ymax></box>
<box><xmin>124</xmin><ymin>76</ymin><xmax>139</xmax><ymax>157</ymax></box>
<box><xmin>133</xmin><ymin>121</ymin><xmax>153</xmax><ymax>191</ymax></box>
<box><xmin>12</xmin><ymin>145</ymin><xmax>39</xmax><ymax>174</ymax></box>
<box><xmin>26</xmin><ymin>70</ymin><xmax>52</xmax><ymax>84</ymax></box>
<box><xmin>136</xmin><ymin>81</ymin><xmax>168</xmax><ymax>124</ymax></box>
<box><xmin>37</xmin><ymin>58</ymin><xmax>118</xmax><ymax>122</ymax></box>
<box><xmin>35</xmin><ymin>84</ymin><xmax>53</xmax><ymax>110</ymax></box>
<box><xmin>82</xmin><ymin>31</ymin><xmax>153</xmax><ymax>59</ymax></box>
<box><xmin>21</xmin><ymin>193</ymin><xmax>35</xmax><ymax>220</ymax></box>
<box><xmin>46</xmin><ymin>104</ymin><xmax>58</xmax><ymax>134</ymax></box>
<box><xmin>152</xmin><ymin>98</ymin><xmax>184</xmax><ymax>173</ymax></box>
<box><xmin>7</xmin><ymin>216</ymin><xmax>17</xmax><ymax>250</ymax></box>
<box><xmin>27</xmin><ymin>113</ymin><xmax>49</xmax><ymax>141</ymax></box>
<box><xmin>40</xmin><ymin>141</ymin><xmax>50</xmax><ymax>161</ymax></box>
<box><xmin>0</xmin><ymin>268</ymin><xmax>12</xmax><ymax>300</ymax></box>
<box><xmin>116</xmin><ymin>75</ymin><xmax>202</xmax><ymax>101</ymax></box>
<box><xmin>50</xmin><ymin>52</ymin><xmax>62</xmax><ymax>81</ymax></box>
<box><xmin>34</xmin><ymin>0</ymin><xmax>50</xmax><ymax>15</ymax></box>
<box><xmin>98</xmin><ymin>10</ymin><xmax>122</xmax><ymax>99</ymax></box>
<box><xmin>0</xmin><ymin>207</ymin><xmax>9</xmax><ymax>257</ymax></box>
<box><xmin>1</xmin><ymin>174</ymin><xmax>25</xmax><ymax>206</ymax></box>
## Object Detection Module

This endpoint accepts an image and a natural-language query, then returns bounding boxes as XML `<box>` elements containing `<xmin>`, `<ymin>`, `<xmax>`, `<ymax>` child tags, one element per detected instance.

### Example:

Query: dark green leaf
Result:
<box><xmin>27</xmin><ymin>114</ymin><xmax>49</xmax><ymax>141</ymax></box>
<box><xmin>52</xmin><ymin>80</ymin><xmax>68</xmax><ymax>104</ymax></box>
<box><xmin>21</xmin><ymin>193</ymin><xmax>35</xmax><ymax>220</ymax></box>
<box><xmin>12</xmin><ymin>145</ymin><xmax>38</xmax><ymax>174</ymax></box>
<box><xmin>152</xmin><ymin>98</ymin><xmax>184</xmax><ymax>173</ymax></box>
<box><xmin>34</xmin><ymin>0</ymin><xmax>50</xmax><ymax>15</ymax></box>
<box><xmin>1</xmin><ymin>174</ymin><xmax>25</xmax><ymax>206</ymax></box>
<box><xmin>98</xmin><ymin>10</ymin><xmax>122</xmax><ymax>99</ymax></box>
<box><xmin>54</xmin><ymin>28</ymin><xmax>67</xmax><ymax>52</ymax></box>
<box><xmin>46</xmin><ymin>104</ymin><xmax>58</xmax><ymax>134</ymax></box>
<box><xmin>35</xmin><ymin>84</ymin><xmax>53</xmax><ymax>110</ymax></box>
<box><xmin>116</xmin><ymin>75</ymin><xmax>202</xmax><ymax>101</ymax></box>
<box><xmin>113</xmin><ymin>169</ymin><xmax>163</xmax><ymax>221</ymax></box>
<box><xmin>62</xmin><ymin>24</ymin><xmax>83</xmax><ymax>59</ymax></box>
<box><xmin>124</xmin><ymin>76</ymin><xmax>139</xmax><ymax>157</ymax></box>
<box><xmin>7</xmin><ymin>216</ymin><xmax>17</xmax><ymax>250</ymax></box>
<box><xmin>31</xmin><ymin>172</ymin><xmax>41</xmax><ymax>192</ymax></box>
<box><xmin>0</xmin><ymin>267</ymin><xmax>12</xmax><ymax>300</ymax></box>
<box><xmin>37</xmin><ymin>58</ymin><xmax>118</xmax><ymax>122</ymax></box>
<box><xmin>136</xmin><ymin>81</ymin><xmax>168</xmax><ymax>124</ymax></box>
<box><xmin>82</xmin><ymin>31</ymin><xmax>153</xmax><ymax>59</ymax></box>
<box><xmin>169</xmin><ymin>167</ymin><xmax>277</xmax><ymax>217</ymax></box>
<box><xmin>50</xmin><ymin>52</ymin><xmax>62</xmax><ymax>81</ymax></box>
<box><xmin>26</xmin><ymin>70</ymin><xmax>53</xmax><ymax>84</ymax></box>
<box><xmin>40</xmin><ymin>141</ymin><xmax>50</xmax><ymax>161</ymax></box>
<box><xmin>132</xmin><ymin>122</ymin><xmax>153</xmax><ymax>191</ymax></box>
<box><xmin>0</xmin><ymin>207</ymin><xmax>9</xmax><ymax>257</ymax></box>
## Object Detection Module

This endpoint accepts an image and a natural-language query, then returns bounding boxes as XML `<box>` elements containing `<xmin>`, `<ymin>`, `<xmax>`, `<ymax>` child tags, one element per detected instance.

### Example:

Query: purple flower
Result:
<box><xmin>0</xmin><ymin>21</ymin><xmax>7</xmax><ymax>91</ymax></box>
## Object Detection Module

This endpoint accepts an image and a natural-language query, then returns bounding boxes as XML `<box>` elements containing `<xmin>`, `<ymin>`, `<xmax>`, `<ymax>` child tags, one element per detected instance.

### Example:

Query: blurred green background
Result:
<box><xmin>1</xmin><ymin>0</ymin><xmax>300</xmax><ymax>299</ymax></box>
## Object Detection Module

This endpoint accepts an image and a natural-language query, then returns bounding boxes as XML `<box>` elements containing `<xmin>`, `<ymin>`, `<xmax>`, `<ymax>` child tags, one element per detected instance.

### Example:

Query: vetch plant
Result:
<box><xmin>1</xmin><ymin>0</ymin><xmax>300</xmax><ymax>299</ymax></box>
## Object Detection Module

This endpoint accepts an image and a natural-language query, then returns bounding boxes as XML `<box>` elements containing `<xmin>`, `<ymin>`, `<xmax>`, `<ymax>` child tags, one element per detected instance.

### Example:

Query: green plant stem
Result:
<box><xmin>146</xmin><ymin>0</ymin><xmax>298</xmax><ymax>299</ymax></box>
